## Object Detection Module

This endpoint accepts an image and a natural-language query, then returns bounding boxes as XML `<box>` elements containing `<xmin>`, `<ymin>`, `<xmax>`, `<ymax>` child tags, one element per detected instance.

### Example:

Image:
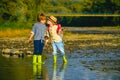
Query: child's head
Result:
<box><xmin>47</xmin><ymin>15</ymin><xmax>57</xmax><ymax>25</ymax></box>
<box><xmin>37</xmin><ymin>13</ymin><xmax>46</xmax><ymax>24</ymax></box>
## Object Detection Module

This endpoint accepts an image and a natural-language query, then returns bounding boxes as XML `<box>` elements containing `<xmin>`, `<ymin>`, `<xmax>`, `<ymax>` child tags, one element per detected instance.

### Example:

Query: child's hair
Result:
<box><xmin>37</xmin><ymin>13</ymin><xmax>46</xmax><ymax>22</ymax></box>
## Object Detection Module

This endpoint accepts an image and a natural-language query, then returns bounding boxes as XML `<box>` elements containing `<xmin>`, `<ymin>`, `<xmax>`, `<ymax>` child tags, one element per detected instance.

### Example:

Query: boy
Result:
<box><xmin>28</xmin><ymin>13</ymin><xmax>47</xmax><ymax>64</ymax></box>
<box><xmin>45</xmin><ymin>15</ymin><xmax>67</xmax><ymax>63</ymax></box>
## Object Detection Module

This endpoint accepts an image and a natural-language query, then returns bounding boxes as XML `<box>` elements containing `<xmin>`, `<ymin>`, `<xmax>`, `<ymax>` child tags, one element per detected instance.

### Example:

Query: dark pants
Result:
<box><xmin>34</xmin><ymin>40</ymin><xmax>44</xmax><ymax>55</ymax></box>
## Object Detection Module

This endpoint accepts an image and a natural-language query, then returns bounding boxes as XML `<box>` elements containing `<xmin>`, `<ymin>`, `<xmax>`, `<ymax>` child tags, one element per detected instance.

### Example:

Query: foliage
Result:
<box><xmin>0</xmin><ymin>0</ymin><xmax>119</xmax><ymax>27</ymax></box>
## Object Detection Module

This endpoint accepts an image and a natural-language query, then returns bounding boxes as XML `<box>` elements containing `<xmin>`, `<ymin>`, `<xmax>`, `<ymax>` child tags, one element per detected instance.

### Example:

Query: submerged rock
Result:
<box><xmin>89</xmin><ymin>66</ymin><xmax>96</xmax><ymax>70</ymax></box>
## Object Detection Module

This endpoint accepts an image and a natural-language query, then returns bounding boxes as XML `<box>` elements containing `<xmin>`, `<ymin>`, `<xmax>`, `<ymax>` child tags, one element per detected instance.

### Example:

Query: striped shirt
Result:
<box><xmin>31</xmin><ymin>22</ymin><xmax>46</xmax><ymax>40</ymax></box>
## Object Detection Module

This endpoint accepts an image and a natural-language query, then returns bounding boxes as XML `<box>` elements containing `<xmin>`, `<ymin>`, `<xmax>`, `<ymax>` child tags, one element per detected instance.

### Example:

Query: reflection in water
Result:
<box><xmin>33</xmin><ymin>63</ymin><xmax>49</xmax><ymax>80</ymax></box>
<box><xmin>1</xmin><ymin>54</ymin><xmax>120</xmax><ymax>80</ymax></box>
<box><xmin>52</xmin><ymin>63</ymin><xmax>67</xmax><ymax>80</ymax></box>
<box><xmin>33</xmin><ymin>64</ymin><xmax>42</xmax><ymax>80</ymax></box>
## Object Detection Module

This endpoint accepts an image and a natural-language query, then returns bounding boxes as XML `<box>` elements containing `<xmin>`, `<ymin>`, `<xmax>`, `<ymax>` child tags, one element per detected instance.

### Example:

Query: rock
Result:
<box><xmin>2</xmin><ymin>49</ymin><xmax>11</xmax><ymax>54</ymax></box>
<box><xmin>2</xmin><ymin>49</ymin><xmax>22</xmax><ymax>55</ymax></box>
<box><xmin>11</xmin><ymin>49</ymin><xmax>21</xmax><ymax>55</ymax></box>
<box><xmin>18</xmin><ymin>53</ymin><xmax>24</xmax><ymax>58</ymax></box>
<box><xmin>2</xmin><ymin>54</ymin><xmax>10</xmax><ymax>58</ymax></box>
<box><xmin>26</xmin><ymin>51</ymin><xmax>33</xmax><ymax>55</ymax></box>
<box><xmin>81</xmin><ymin>61</ymin><xmax>86</xmax><ymax>64</ymax></box>
<box><xmin>102</xmin><ymin>68</ymin><xmax>109</xmax><ymax>72</ymax></box>
<box><xmin>89</xmin><ymin>66</ymin><xmax>96</xmax><ymax>70</ymax></box>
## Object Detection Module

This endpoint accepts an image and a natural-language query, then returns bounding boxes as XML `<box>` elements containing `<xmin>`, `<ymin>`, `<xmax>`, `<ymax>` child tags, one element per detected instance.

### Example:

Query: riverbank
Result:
<box><xmin>0</xmin><ymin>27</ymin><xmax>120</xmax><ymax>38</ymax></box>
<box><xmin>0</xmin><ymin>31</ymin><xmax>120</xmax><ymax>55</ymax></box>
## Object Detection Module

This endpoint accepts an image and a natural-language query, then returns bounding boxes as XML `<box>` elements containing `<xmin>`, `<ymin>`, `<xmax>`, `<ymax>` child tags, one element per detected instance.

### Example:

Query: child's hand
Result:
<box><xmin>28</xmin><ymin>38</ymin><xmax>32</xmax><ymax>43</ymax></box>
<box><xmin>28</xmin><ymin>33</ymin><xmax>34</xmax><ymax>43</ymax></box>
<box><xmin>44</xmin><ymin>40</ymin><xmax>48</xmax><ymax>46</ymax></box>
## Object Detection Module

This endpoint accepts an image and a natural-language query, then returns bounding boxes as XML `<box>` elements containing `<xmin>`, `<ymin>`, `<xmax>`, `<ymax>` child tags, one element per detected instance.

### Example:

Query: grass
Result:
<box><xmin>64</xmin><ymin>33</ymin><xmax>117</xmax><ymax>41</ymax></box>
<box><xmin>0</xmin><ymin>27</ymin><xmax>119</xmax><ymax>39</ymax></box>
<box><xmin>0</xmin><ymin>22</ymin><xmax>32</xmax><ymax>38</ymax></box>
<box><xmin>0</xmin><ymin>28</ymin><xmax>119</xmax><ymax>39</ymax></box>
<box><xmin>0</xmin><ymin>29</ymin><xmax>30</xmax><ymax>38</ymax></box>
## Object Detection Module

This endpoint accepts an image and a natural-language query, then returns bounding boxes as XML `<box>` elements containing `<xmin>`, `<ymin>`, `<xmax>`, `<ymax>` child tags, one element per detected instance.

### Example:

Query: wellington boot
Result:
<box><xmin>62</xmin><ymin>56</ymin><xmax>68</xmax><ymax>63</ymax></box>
<box><xmin>33</xmin><ymin>55</ymin><xmax>37</xmax><ymax>64</ymax></box>
<box><xmin>38</xmin><ymin>55</ymin><xmax>42</xmax><ymax>64</ymax></box>
<box><xmin>53</xmin><ymin>56</ymin><xmax>57</xmax><ymax>63</ymax></box>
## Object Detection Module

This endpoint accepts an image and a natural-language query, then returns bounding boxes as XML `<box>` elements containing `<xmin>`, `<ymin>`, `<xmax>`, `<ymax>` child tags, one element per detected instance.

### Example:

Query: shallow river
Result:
<box><xmin>0</xmin><ymin>50</ymin><xmax>120</xmax><ymax>80</ymax></box>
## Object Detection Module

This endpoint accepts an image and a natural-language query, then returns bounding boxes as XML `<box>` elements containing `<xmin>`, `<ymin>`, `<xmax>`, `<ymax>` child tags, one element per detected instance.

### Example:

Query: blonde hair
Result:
<box><xmin>37</xmin><ymin>13</ymin><xmax>46</xmax><ymax>22</ymax></box>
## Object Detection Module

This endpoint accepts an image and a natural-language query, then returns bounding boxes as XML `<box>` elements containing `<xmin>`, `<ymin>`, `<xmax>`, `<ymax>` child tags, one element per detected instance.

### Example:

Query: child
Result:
<box><xmin>28</xmin><ymin>13</ymin><xmax>47</xmax><ymax>64</ymax></box>
<box><xmin>45</xmin><ymin>15</ymin><xmax>67</xmax><ymax>63</ymax></box>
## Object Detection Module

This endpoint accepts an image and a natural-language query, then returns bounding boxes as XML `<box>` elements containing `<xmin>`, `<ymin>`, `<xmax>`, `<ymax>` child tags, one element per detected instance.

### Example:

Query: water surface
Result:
<box><xmin>0</xmin><ymin>51</ymin><xmax>120</xmax><ymax>80</ymax></box>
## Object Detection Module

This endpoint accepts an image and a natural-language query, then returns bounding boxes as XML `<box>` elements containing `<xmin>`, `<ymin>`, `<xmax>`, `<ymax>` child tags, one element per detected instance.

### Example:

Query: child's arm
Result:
<box><xmin>44</xmin><ymin>29</ymin><xmax>50</xmax><ymax>46</ymax></box>
<box><xmin>28</xmin><ymin>24</ymin><xmax>35</xmax><ymax>43</ymax></box>
<box><xmin>28</xmin><ymin>33</ymin><xmax>34</xmax><ymax>43</ymax></box>
<box><xmin>44</xmin><ymin>36</ymin><xmax>49</xmax><ymax>46</ymax></box>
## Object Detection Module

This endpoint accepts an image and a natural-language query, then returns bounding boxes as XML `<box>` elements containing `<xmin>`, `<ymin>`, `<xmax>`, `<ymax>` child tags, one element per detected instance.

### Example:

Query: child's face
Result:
<box><xmin>47</xmin><ymin>20</ymin><xmax>53</xmax><ymax>25</ymax></box>
<box><xmin>40</xmin><ymin>19</ymin><xmax>46</xmax><ymax>24</ymax></box>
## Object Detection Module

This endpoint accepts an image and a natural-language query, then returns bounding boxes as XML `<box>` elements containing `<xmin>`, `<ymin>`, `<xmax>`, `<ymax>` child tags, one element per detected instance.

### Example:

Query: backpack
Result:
<box><xmin>47</xmin><ymin>24</ymin><xmax>62</xmax><ymax>34</ymax></box>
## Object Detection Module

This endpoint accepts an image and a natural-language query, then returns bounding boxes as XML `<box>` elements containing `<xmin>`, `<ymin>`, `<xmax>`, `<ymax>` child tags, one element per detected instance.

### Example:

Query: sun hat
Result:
<box><xmin>47</xmin><ymin>15</ymin><xmax>57</xmax><ymax>23</ymax></box>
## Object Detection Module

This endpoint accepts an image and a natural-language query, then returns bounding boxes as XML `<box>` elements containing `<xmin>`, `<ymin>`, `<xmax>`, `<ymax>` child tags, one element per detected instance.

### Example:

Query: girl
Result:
<box><xmin>45</xmin><ymin>15</ymin><xmax>67</xmax><ymax>63</ymax></box>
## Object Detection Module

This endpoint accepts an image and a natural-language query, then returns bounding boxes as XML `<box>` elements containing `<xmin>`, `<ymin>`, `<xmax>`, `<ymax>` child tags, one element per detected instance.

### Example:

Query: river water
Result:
<box><xmin>0</xmin><ymin>50</ymin><xmax>120</xmax><ymax>80</ymax></box>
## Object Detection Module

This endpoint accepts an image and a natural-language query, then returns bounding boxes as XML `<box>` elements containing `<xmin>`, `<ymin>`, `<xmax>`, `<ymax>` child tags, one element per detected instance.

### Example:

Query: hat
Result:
<box><xmin>47</xmin><ymin>15</ymin><xmax>57</xmax><ymax>23</ymax></box>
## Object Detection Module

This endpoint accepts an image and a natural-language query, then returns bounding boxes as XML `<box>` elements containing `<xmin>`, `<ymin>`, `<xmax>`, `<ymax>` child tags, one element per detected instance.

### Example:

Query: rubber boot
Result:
<box><xmin>53</xmin><ymin>56</ymin><xmax>57</xmax><ymax>63</ymax></box>
<box><xmin>62</xmin><ymin>56</ymin><xmax>67</xmax><ymax>63</ymax></box>
<box><xmin>38</xmin><ymin>55</ymin><xmax>42</xmax><ymax>64</ymax></box>
<box><xmin>33</xmin><ymin>55</ymin><xmax>37</xmax><ymax>64</ymax></box>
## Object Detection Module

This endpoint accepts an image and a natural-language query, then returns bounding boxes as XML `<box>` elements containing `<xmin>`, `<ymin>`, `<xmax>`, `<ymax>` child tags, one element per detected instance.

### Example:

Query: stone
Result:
<box><xmin>2</xmin><ymin>49</ymin><xmax>11</xmax><ymax>54</ymax></box>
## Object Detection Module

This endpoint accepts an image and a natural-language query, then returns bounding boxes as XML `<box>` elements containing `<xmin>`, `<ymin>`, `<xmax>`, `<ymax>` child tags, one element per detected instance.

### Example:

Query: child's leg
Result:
<box><xmin>38</xmin><ymin>40</ymin><xmax>44</xmax><ymax>63</ymax></box>
<box><xmin>52</xmin><ymin>42</ymin><xmax>57</xmax><ymax>63</ymax></box>
<box><xmin>52</xmin><ymin>42</ymin><xmax>57</xmax><ymax>56</ymax></box>
<box><xmin>34</xmin><ymin>40</ymin><xmax>40</xmax><ymax>55</ymax></box>
<box><xmin>33</xmin><ymin>40</ymin><xmax>40</xmax><ymax>64</ymax></box>
<box><xmin>56</xmin><ymin>41</ymin><xmax>65</xmax><ymax>56</ymax></box>
<box><xmin>56</xmin><ymin>41</ymin><xmax>67</xmax><ymax>63</ymax></box>
<box><xmin>33</xmin><ymin>55</ymin><xmax>37</xmax><ymax>64</ymax></box>
<box><xmin>38</xmin><ymin>55</ymin><xmax>42</xmax><ymax>63</ymax></box>
<box><xmin>39</xmin><ymin>40</ymin><xmax>44</xmax><ymax>55</ymax></box>
<box><xmin>33</xmin><ymin>40</ymin><xmax>44</xmax><ymax>64</ymax></box>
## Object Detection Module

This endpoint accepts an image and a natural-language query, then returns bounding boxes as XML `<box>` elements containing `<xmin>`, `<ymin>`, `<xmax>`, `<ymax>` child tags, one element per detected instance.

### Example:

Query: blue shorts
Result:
<box><xmin>34</xmin><ymin>40</ymin><xmax>44</xmax><ymax>55</ymax></box>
